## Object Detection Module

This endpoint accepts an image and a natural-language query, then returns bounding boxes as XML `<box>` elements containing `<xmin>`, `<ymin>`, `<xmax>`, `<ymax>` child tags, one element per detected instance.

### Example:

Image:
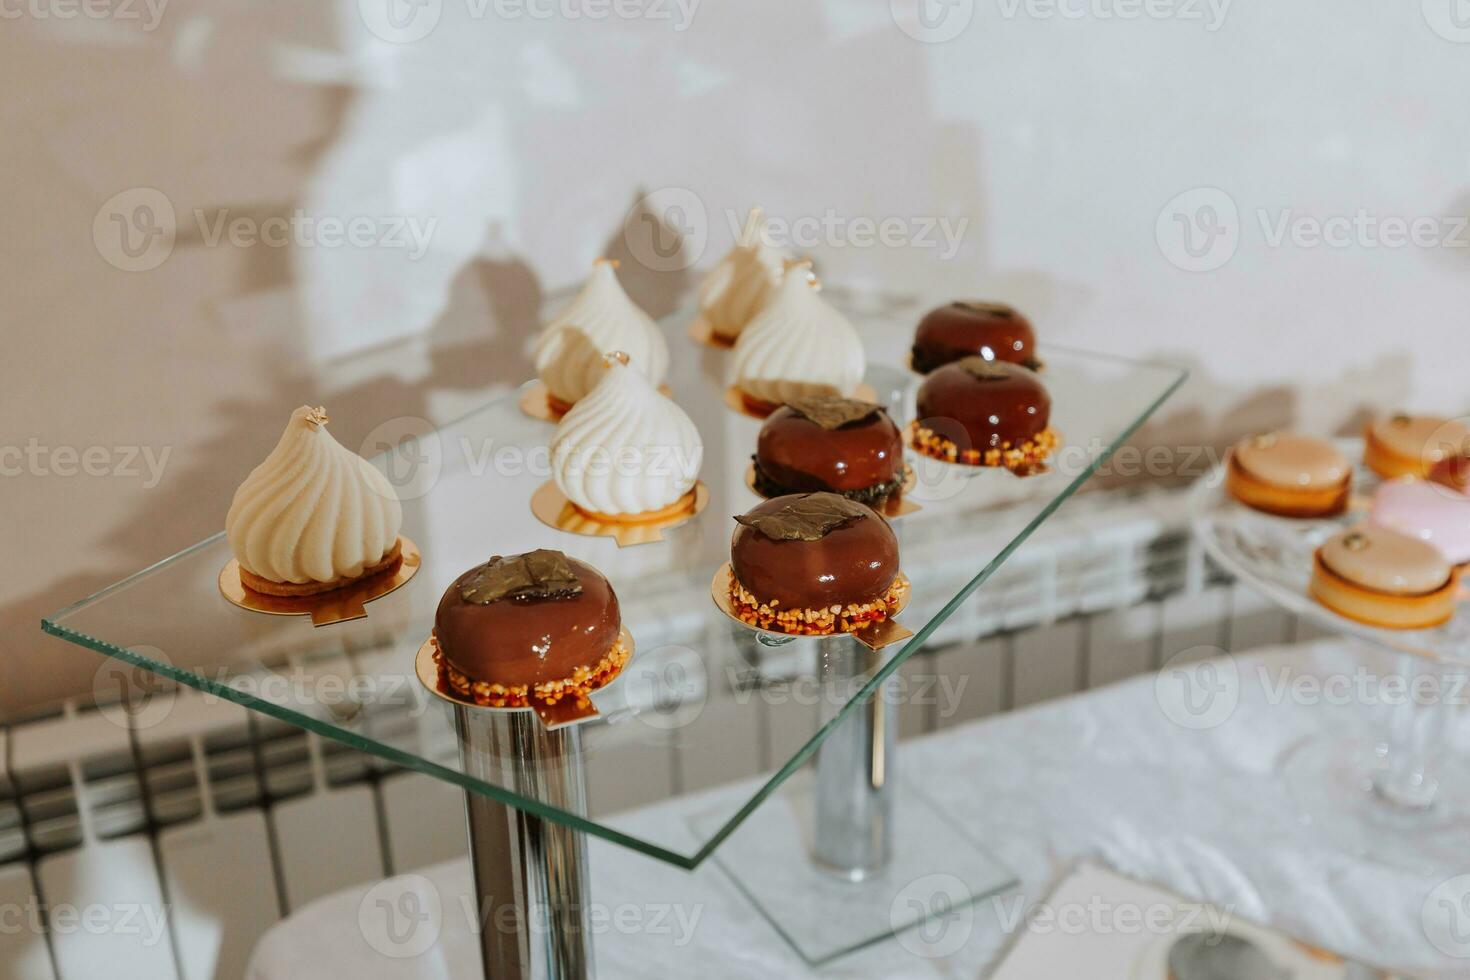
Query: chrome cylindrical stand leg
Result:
<box><xmin>812</xmin><ymin>636</ymin><xmax>895</xmax><ymax>880</ymax></box>
<box><xmin>455</xmin><ymin>705</ymin><xmax>594</xmax><ymax>980</ymax></box>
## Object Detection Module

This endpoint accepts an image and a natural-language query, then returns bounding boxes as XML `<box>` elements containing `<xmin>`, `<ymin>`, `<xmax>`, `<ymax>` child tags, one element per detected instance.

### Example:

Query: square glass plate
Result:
<box><xmin>42</xmin><ymin>301</ymin><xmax>1184</xmax><ymax>867</ymax></box>
<box><xmin>690</xmin><ymin>771</ymin><xmax>1015</xmax><ymax>965</ymax></box>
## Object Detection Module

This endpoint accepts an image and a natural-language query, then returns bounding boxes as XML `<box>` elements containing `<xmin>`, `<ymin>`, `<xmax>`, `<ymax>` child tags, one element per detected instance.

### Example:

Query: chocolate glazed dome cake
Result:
<box><xmin>432</xmin><ymin>550</ymin><xmax>629</xmax><ymax>708</ymax></box>
<box><xmin>911</xmin><ymin>301</ymin><xmax>1038</xmax><ymax>374</ymax></box>
<box><xmin>912</xmin><ymin>357</ymin><xmax>1059</xmax><ymax>474</ymax></box>
<box><xmin>753</xmin><ymin>395</ymin><xmax>905</xmax><ymax>506</ymax></box>
<box><xmin>729</xmin><ymin>493</ymin><xmax>903</xmax><ymax>635</ymax></box>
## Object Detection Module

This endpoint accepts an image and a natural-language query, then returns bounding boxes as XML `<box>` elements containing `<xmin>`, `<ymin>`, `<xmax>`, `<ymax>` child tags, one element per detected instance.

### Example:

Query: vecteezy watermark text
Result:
<box><xmin>1155</xmin><ymin>648</ymin><xmax>1470</xmax><ymax>731</ymax></box>
<box><xmin>1158</xmin><ymin>187</ymin><xmax>1470</xmax><ymax>272</ymax></box>
<box><xmin>0</xmin><ymin>900</ymin><xmax>170</xmax><ymax>947</ymax></box>
<box><xmin>892</xmin><ymin>872</ymin><xmax>1236</xmax><ymax>960</ymax></box>
<box><xmin>0</xmin><ymin>439</ymin><xmax>170</xmax><ymax>488</ymax></box>
<box><xmin>990</xmin><ymin>893</ymin><xmax>1234</xmax><ymax>938</ymax></box>
<box><xmin>357</xmin><ymin>876</ymin><xmax>704</xmax><ymax>959</ymax></box>
<box><xmin>93</xmin><ymin>188</ymin><xmax>437</xmax><ymax>273</ymax></box>
<box><xmin>891</xmin><ymin>0</ymin><xmax>1229</xmax><ymax>43</ymax></box>
<box><xmin>995</xmin><ymin>0</ymin><xmax>1231</xmax><ymax>31</ymax></box>
<box><xmin>726</xmin><ymin>665</ymin><xmax>971</xmax><ymax>718</ymax></box>
<box><xmin>357</xmin><ymin>0</ymin><xmax>699</xmax><ymax>44</ymax></box>
<box><xmin>1256</xmin><ymin>209</ymin><xmax>1470</xmax><ymax>251</ymax></box>
<box><xmin>0</xmin><ymin>0</ymin><xmax>168</xmax><ymax>31</ymax></box>
<box><xmin>194</xmin><ymin>209</ymin><xmax>436</xmax><ymax>259</ymax></box>
<box><xmin>617</xmin><ymin>188</ymin><xmax>973</xmax><ymax>274</ymax></box>
<box><xmin>359</xmin><ymin>414</ymin><xmax>1235</xmax><ymax>508</ymax></box>
<box><xmin>722</xmin><ymin>208</ymin><xmax>970</xmax><ymax>262</ymax></box>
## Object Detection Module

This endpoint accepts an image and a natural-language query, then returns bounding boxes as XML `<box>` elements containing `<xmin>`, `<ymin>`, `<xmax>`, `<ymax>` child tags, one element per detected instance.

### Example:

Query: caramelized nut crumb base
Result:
<box><xmin>433</xmin><ymin>636</ymin><xmax>630</xmax><ymax>709</ymax></box>
<box><xmin>729</xmin><ymin>577</ymin><xmax>907</xmax><ymax>635</ymax></box>
<box><xmin>911</xmin><ymin>425</ymin><xmax>1059</xmax><ymax>475</ymax></box>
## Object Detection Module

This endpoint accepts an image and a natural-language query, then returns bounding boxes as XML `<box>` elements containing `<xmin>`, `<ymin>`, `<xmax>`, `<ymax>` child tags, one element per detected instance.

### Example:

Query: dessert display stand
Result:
<box><xmin>813</xmin><ymin>637</ymin><xmax>892</xmax><ymax>879</ymax></box>
<box><xmin>457</xmin><ymin>705</ymin><xmax>594</xmax><ymax>978</ymax></box>
<box><xmin>692</xmin><ymin>630</ymin><xmax>1019</xmax><ymax>966</ymax></box>
<box><xmin>412</xmin><ymin>626</ymin><xmax>621</xmax><ymax>978</ymax></box>
<box><xmin>441</xmin><ymin>624</ymin><xmax>985</xmax><ymax>976</ymax></box>
<box><xmin>1189</xmin><ymin>438</ymin><xmax>1470</xmax><ymax>866</ymax></box>
<box><xmin>40</xmin><ymin>304</ymin><xmax>1184</xmax><ymax>980</ymax></box>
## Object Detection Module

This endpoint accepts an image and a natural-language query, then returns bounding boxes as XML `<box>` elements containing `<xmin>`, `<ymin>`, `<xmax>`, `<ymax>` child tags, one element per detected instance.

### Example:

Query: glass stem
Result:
<box><xmin>1372</xmin><ymin>654</ymin><xmax>1458</xmax><ymax>811</ymax></box>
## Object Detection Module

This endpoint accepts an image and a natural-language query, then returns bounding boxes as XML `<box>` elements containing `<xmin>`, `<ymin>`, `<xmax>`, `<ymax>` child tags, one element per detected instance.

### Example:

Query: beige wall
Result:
<box><xmin>4</xmin><ymin>1</ymin><xmax>1468</xmax><ymax>714</ymax></box>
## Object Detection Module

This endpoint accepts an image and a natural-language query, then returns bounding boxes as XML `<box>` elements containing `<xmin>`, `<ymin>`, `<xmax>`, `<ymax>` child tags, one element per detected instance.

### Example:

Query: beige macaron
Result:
<box><xmin>1311</xmin><ymin>524</ymin><xmax>1456</xmax><ymax>630</ymax></box>
<box><xmin>1227</xmin><ymin>432</ymin><xmax>1351</xmax><ymax>518</ymax></box>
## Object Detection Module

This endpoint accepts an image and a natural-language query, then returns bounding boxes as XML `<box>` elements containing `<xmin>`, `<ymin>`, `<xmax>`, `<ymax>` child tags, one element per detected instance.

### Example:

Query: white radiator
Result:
<box><xmin>0</xmin><ymin>487</ymin><xmax>1332</xmax><ymax>980</ymax></box>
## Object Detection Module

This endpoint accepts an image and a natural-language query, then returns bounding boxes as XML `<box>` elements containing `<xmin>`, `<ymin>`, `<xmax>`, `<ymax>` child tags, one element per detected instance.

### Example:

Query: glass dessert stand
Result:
<box><xmin>1189</xmin><ymin>439</ymin><xmax>1470</xmax><ymax>867</ymax></box>
<box><xmin>42</xmin><ymin>305</ymin><xmax>1184</xmax><ymax>977</ymax></box>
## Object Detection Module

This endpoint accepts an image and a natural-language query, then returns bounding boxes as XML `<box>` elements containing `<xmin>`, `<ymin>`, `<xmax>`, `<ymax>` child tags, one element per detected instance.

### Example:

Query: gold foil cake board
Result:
<box><xmin>724</xmin><ymin>383</ymin><xmax>881</xmax><ymax>421</ymax></box>
<box><xmin>850</xmin><ymin>615</ymin><xmax>914</xmax><ymax>650</ymax></box>
<box><xmin>519</xmin><ymin>381</ymin><xmax>568</xmax><ymax>422</ymax></box>
<box><xmin>687</xmin><ymin>316</ymin><xmax>737</xmax><ymax>350</ymax></box>
<box><xmin>743</xmin><ymin>463</ymin><xmax>921</xmax><ymax>518</ymax></box>
<box><xmin>530</xmin><ymin>696</ymin><xmax>600</xmax><ymax>729</ymax></box>
<box><xmin>413</xmin><ymin>629</ymin><xmax>636</xmax><ymax>729</ymax></box>
<box><xmin>531</xmin><ymin>480</ymin><xmax>709</xmax><ymax>547</ymax></box>
<box><xmin>710</xmin><ymin>563</ymin><xmax>913</xmax><ymax>652</ymax></box>
<box><xmin>219</xmin><ymin>537</ymin><xmax>421</xmax><ymax>627</ymax></box>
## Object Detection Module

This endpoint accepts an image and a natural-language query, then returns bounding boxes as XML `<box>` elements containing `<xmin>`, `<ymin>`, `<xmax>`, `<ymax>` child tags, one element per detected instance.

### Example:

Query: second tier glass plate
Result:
<box><xmin>1188</xmin><ymin>437</ymin><xmax>1470</xmax><ymax>664</ymax></box>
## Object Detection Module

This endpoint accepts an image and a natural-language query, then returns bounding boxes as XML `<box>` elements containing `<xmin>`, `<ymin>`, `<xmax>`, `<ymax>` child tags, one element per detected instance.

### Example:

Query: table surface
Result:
<box><xmin>246</xmin><ymin>639</ymin><xmax>1470</xmax><ymax>978</ymax></box>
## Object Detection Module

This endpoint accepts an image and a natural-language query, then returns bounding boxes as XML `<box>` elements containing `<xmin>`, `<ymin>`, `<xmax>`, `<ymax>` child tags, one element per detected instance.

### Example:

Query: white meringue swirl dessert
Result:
<box><xmin>730</xmin><ymin>263</ymin><xmax>866</xmax><ymax>412</ymax></box>
<box><xmin>534</xmin><ymin>259</ymin><xmax>670</xmax><ymax>413</ymax></box>
<box><xmin>226</xmin><ymin>406</ymin><xmax>403</xmax><ymax>596</ymax></box>
<box><xmin>696</xmin><ymin>207</ymin><xmax>789</xmax><ymax>344</ymax></box>
<box><xmin>551</xmin><ymin>353</ymin><xmax>703</xmax><ymax>521</ymax></box>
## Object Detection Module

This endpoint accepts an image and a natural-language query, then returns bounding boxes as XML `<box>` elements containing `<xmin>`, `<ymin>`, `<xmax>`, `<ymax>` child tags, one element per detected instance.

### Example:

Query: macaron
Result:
<box><xmin>1370</xmin><ymin>477</ymin><xmax>1470</xmax><ymax>567</ymax></box>
<box><xmin>1310</xmin><ymin>525</ymin><xmax>1456</xmax><ymax>630</ymax></box>
<box><xmin>1429</xmin><ymin>452</ymin><xmax>1470</xmax><ymax>494</ymax></box>
<box><xmin>1226</xmin><ymin>432</ymin><xmax>1351</xmax><ymax>518</ymax></box>
<box><xmin>1364</xmin><ymin>414</ymin><xmax>1470</xmax><ymax>480</ymax></box>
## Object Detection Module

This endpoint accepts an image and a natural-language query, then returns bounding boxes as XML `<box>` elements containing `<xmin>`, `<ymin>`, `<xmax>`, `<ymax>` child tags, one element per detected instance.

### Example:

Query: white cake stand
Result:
<box><xmin>1189</xmin><ymin>438</ymin><xmax>1470</xmax><ymax>863</ymax></box>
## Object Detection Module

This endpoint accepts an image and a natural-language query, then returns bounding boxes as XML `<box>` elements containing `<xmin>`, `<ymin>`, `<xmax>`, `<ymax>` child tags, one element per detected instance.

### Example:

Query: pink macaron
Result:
<box><xmin>1369</xmin><ymin>477</ymin><xmax>1470</xmax><ymax>566</ymax></box>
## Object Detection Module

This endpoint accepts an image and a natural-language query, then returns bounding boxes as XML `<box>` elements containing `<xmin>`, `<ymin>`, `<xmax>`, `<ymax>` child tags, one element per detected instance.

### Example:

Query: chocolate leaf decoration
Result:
<box><xmin>460</xmin><ymin>549</ymin><xmax>583</xmax><ymax>604</ymax></box>
<box><xmin>786</xmin><ymin>395</ymin><xmax>882</xmax><ymax>430</ymax></box>
<box><xmin>734</xmin><ymin>493</ymin><xmax>871</xmax><ymax>542</ymax></box>
<box><xmin>955</xmin><ymin>356</ymin><xmax>1014</xmax><ymax>381</ymax></box>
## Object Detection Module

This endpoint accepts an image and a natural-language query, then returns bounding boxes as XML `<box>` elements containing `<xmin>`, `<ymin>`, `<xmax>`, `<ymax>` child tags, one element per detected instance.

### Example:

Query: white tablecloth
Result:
<box><xmin>247</xmin><ymin>639</ymin><xmax>1470</xmax><ymax>978</ymax></box>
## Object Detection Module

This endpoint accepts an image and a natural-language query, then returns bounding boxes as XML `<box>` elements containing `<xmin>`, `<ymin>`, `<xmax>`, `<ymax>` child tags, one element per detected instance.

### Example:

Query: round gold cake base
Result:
<box><xmin>519</xmin><ymin>381</ymin><xmax>569</xmax><ymax>422</ymax></box>
<box><xmin>530</xmin><ymin>480</ymin><xmax>709</xmax><ymax>547</ymax></box>
<box><xmin>218</xmin><ymin>536</ymin><xmax>421</xmax><ymax>627</ymax></box>
<box><xmin>743</xmin><ymin>463</ymin><xmax>921</xmax><ymax>518</ymax></box>
<box><xmin>687</xmin><ymin>316</ymin><xmax>738</xmax><ymax>350</ymax></box>
<box><xmin>413</xmin><ymin>626</ymin><xmax>634</xmax><ymax>729</ymax></box>
<box><xmin>723</xmin><ymin>383</ymin><xmax>881</xmax><ymax>421</ymax></box>
<box><xmin>710</xmin><ymin>562</ymin><xmax>913</xmax><ymax>651</ymax></box>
